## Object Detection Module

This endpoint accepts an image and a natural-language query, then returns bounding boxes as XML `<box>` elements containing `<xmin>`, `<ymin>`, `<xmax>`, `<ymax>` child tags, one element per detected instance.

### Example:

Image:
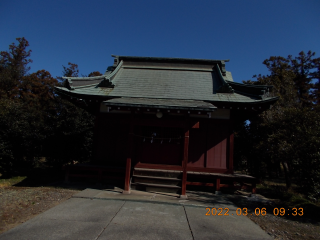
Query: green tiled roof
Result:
<box><xmin>55</xmin><ymin>55</ymin><xmax>278</xmax><ymax>106</ymax></box>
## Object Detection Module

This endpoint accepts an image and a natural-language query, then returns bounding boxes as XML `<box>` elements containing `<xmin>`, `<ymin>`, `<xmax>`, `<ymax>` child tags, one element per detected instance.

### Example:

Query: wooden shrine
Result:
<box><xmin>56</xmin><ymin>55</ymin><xmax>278</xmax><ymax>197</ymax></box>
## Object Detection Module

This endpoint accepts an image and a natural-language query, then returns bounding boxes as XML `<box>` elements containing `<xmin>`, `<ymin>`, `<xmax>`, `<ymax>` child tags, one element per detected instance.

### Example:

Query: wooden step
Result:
<box><xmin>133</xmin><ymin>168</ymin><xmax>182</xmax><ymax>178</ymax></box>
<box><xmin>132</xmin><ymin>175</ymin><xmax>181</xmax><ymax>186</ymax></box>
<box><xmin>131</xmin><ymin>182</ymin><xmax>181</xmax><ymax>194</ymax></box>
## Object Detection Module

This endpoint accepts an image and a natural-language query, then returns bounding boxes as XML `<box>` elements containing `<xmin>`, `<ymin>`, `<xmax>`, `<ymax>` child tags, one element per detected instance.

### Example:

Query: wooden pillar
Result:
<box><xmin>181</xmin><ymin>128</ymin><xmax>189</xmax><ymax>198</ymax></box>
<box><xmin>215</xmin><ymin>178</ymin><xmax>221</xmax><ymax>194</ymax></box>
<box><xmin>123</xmin><ymin>112</ymin><xmax>134</xmax><ymax>194</ymax></box>
<box><xmin>215</xmin><ymin>178</ymin><xmax>220</xmax><ymax>191</ymax></box>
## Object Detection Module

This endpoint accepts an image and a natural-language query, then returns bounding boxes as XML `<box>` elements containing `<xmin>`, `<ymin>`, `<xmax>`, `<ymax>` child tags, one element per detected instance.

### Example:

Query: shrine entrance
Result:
<box><xmin>134</xmin><ymin>126</ymin><xmax>183</xmax><ymax>166</ymax></box>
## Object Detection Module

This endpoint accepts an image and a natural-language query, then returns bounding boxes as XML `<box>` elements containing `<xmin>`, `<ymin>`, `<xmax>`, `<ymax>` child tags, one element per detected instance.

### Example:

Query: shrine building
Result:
<box><xmin>55</xmin><ymin>55</ymin><xmax>278</xmax><ymax>198</ymax></box>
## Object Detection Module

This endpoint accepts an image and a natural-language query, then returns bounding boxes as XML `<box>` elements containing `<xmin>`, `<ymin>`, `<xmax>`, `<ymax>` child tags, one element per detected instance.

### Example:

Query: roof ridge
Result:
<box><xmin>123</xmin><ymin>65</ymin><xmax>214</xmax><ymax>72</ymax></box>
<box><xmin>62</xmin><ymin>74</ymin><xmax>109</xmax><ymax>81</ymax></box>
<box><xmin>112</xmin><ymin>55</ymin><xmax>229</xmax><ymax>63</ymax></box>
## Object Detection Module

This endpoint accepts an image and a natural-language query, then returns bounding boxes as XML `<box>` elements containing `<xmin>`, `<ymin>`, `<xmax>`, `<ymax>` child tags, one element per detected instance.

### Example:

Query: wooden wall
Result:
<box><xmin>188</xmin><ymin>119</ymin><xmax>230</xmax><ymax>170</ymax></box>
<box><xmin>93</xmin><ymin>113</ymin><xmax>232</xmax><ymax>172</ymax></box>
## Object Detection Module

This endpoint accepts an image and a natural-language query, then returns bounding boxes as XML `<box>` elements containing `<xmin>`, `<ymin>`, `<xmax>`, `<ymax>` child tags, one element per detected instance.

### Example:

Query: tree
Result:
<box><xmin>0</xmin><ymin>38</ymin><xmax>95</xmax><ymax>174</ymax></box>
<box><xmin>19</xmin><ymin>70</ymin><xmax>57</xmax><ymax>111</ymax></box>
<box><xmin>312</xmin><ymin>58</ymin><xmax>320</xmax><ymax>105</ymax></box>
<box><xmin>235</xmin><ymin>51</ymin><xmax>320</xmax><ymax>200</ymax></box>
<box><xmin>289</xmin><ymin>51</ymin><xmax>317</xmax><ymax>106</ymax></box>
<box><xmin>266</xmin><ymin>107</ymin><xmax>320</xmax><ymax>198</ymax></box>
<box><xmin>43</xmin><ymin>97</ymin><xmax>94</xmax><ymax>167</ymax></box>
<box><xmin>61</xmin><ymin>62</ymin><xmax>79</xmax><ymax>77</ymax></box>
<box><xmin>0</xmin><ymin>98</ymin><xmax>44</xmax><ymax>173</ymax></box>
<box><xmin>0</xmin><ymin>37</ymin><xmax>32</xmax><ymax>99</ymax></box>
<box><xmin>88</xmin><ymin>71</ymin><xmax>102</xmax><ymax>77</ymax></box>
<box><xmin>45</xmin><ymin>63</ymin><xmax>95</xmax><ymax>167</ymax></box>
<box><xmin>56</xmin><ymin>62</ymin><xmax>79</xmax><ymax>86</ymax></box>
<box><xmin>0</xmin><ymin>38</ymin><xmax>58</xmax><ymax>174</ymax></box>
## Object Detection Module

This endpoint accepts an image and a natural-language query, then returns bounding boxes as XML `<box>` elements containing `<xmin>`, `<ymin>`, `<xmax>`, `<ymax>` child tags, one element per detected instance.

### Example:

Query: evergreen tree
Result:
<box><xmin>0</xmin><ymin>38</ymin><xmax>95</xmax><ymax>174</ymax></box>
<box><xmin>235</xmin><ymin>51</ymin><xmax>320</xmax><ymax>200</ymax></box>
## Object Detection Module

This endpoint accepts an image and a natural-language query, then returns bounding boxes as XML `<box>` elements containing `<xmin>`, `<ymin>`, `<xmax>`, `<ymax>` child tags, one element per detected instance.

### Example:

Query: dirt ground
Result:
<box><xmin>227</xmin><ymin>192</ymin><xmax>320</xmax><ymax>240</ymax></box>
<box><xmin>0</xmin><ymin>186</ymin><xmax>78</xmax><ymax>234</ymax></box>
<box><xmin>0</xmin><ymin>185</ymin><xmax>319</xmax><ymax>239</ymax></box>
<box><xmin>247</xmin><ymin>212</ymin><xmax>320</xmax><ymax>240</ymax></box>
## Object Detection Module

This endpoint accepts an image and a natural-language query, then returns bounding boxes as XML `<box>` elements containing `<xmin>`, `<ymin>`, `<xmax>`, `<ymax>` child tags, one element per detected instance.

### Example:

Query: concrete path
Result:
<box><xmin>0</xmin><ymin>188</ymin><xmax>271</xmax><ymax>240</ymax></box>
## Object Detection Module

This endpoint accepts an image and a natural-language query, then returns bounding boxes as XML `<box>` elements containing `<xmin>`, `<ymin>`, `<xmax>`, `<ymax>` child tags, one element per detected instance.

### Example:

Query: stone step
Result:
<box><xmin>133</xmin><ymin>168</ymin><xmax>182</xmax><ymax>178</ymax></box>
<box><xmin>131</xmin><ymin>182</ymin><xmax>181</xmax><ymax>194</ymax></box>
<box><xmin>132</xmin><ymin>175</ymin><xmax>181</xmax><ymax>186</ymax></box>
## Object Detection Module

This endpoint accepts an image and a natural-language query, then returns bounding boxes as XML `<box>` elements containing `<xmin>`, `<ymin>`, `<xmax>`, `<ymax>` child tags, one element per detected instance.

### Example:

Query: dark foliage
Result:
<box><xmin>88</xmin><ymin>71</ymin><xmax>103</xmax><ymax>77</ymax></box>
<box><xmin>235</xmin><ymin>51</ymin><xmax>320</xmax><ymax>200</ymax></box>
<box><xmin>0</xmin><ymin>38</ymin><xmax>94</xmax><ymax>175</ymax></box>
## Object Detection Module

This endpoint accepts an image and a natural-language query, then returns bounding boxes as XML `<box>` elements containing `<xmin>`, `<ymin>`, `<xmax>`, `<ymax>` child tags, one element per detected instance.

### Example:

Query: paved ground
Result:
<box><xmin>0</xmin><ymin>188</ymin><xmax>271</xmax><ymax>240</ymax></box>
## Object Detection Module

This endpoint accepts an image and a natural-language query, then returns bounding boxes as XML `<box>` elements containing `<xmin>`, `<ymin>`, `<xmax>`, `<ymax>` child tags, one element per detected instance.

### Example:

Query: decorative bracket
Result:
<box><xmin>217</xmin><ymin>82</ymin><xmax>234</xmax><ymax>93</ymax></box>
<box><xmin>97</xmin><ymin>78</ymin><xmax>115</xmax><ymax>88</ymax></box>
<box><xmin>215</xmin><ymin>63</ymin><xmax>234</xmax><ymax>93</ymax></box>
<box><xmin>220</xmin><ymin>61</ymin><xmax>226</xmax><ymax>76</ymax></box>
<box><xmin>64</xmin><ymin>79</ymin><xmax>75</xmax><ymax>90</ymax></box>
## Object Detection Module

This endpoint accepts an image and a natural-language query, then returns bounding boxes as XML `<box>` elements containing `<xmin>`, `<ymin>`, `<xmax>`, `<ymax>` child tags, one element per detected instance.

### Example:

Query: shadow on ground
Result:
<box><xmin>2</xmin><ymin>167</ymin><xmax>319</xmax><ymax>225</ymax></box>
<box><xmin>2</xmin><ymin>167</ymin><xmax>120</xmax><ymax>191</ymax></box>
<box><xmin>226</xmin><ymin>191</ymin><xmax>320</xmax><ymax>225</ymax></box>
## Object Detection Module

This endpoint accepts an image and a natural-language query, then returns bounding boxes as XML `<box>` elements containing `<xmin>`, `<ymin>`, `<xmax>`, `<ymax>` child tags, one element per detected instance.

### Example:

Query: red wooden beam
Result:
<box><xmin>134</xmin><ymin>163</ymin><xmax>183</xmax><ymax>171</ymax></box>
<box><xmin>124</xmin><ymin>112</ymin><xmax>134</xmax><ymax>194</ymax></box>
<box><xmin>191</xmin><ymin>121</ymin><xmax>199</xmax><ymax>129</ymax></box>
<box><xmin>186</xmin><ymin>182</ymin><xmax>214</xmax><ymax>187</ymax></box>
<box><xmin>181</xmin><ymin>128</ymin><xmax>189</xmax><ymax>198</ymax></box>
<box><xmin>215</xmin><ymin>178</ymin><xmax>221</xmax><ymax>192</ymax></box>
<box><xmin>124</xmin><ymin>157</ymin><xmax>131</xmax><ymax>193</ymax></box>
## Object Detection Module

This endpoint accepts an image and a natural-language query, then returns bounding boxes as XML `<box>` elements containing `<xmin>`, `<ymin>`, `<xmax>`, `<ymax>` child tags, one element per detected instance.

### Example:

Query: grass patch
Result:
<box><xmin>0</xmin><ymin>166</ymin><xmax>65</xmax><ymax>189</ymax></box>
<box><xmin>256</xmin><ymin>179</ymin><xmax>320</xmax><ymax>222</ymax></box>
<box><xmin>0</xmin><ymin>167</ymin><xmax>100</xmax><ymax>191</ymax></box>
<box><xmin>0</xmin><ymin>175</ymin><xmax>27</xmax><ymax>188</ymax></box>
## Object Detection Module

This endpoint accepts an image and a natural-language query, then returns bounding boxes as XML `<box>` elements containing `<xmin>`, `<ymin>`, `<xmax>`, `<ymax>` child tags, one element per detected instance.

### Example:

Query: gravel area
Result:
<box><xmin>0</xmin><ymin>186</ymin><xmax>79</xmax><ymax>234</ymax></box>
<box><xmin>247</xmin><ymin>213</ymin><xmax>320</xmax><ymax>240</ymax></box>
<box><xmin>227</xmin><ymin>192</ymin><xmax>320</xmax><ymax>240</ymax></box>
